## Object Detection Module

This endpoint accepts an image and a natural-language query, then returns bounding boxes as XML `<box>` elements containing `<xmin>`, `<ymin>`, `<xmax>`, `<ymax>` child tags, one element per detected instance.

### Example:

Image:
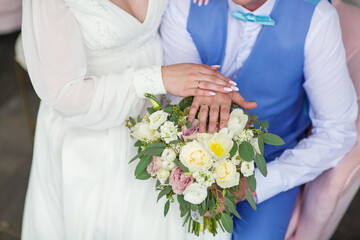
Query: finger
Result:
<box><xmin>204</xmin><ymin>0</ymin><xmax>210</xmax><ymax>5</ymax></box>
<box><xmin>232</xmin><ymin>92</ymin><xmax>258</xmax><ymax>110</ymax></box>
<box><xmin>196</xmin><ymin>80</ymin><xmax>238</xmax><ymax>94</ymax></box>
<box><xmin>188</xmin><ymin>88</ymin><xmax>217</xmax><ymax>97</ymax></box>
<box><xmin>197</xmin><ymin>66</ymin><xmax>235</xmax><ymax>86</ymax></box>
<box><xmin>208</xmin><ymin>105</ymin><xmax>220</xmax><ymax>133</ymax></box>
<box><xmin>198</xmin><ymin>105</ymin><xmax>209</xmax><ymax>132</ymax></box>
<box><xmin>219</xmin><ymin>103</ymin><xmax>231</xmax><ymax>130</ymax></box>
<box><xmin>198</xmin><ymin>0</ymin><xmax>204</xmax><ymax>6</ymax></box>
<box><xmin>189</xmin><ymin>99</ymin><xmax>201</xmax><ymax>123</ymax></box>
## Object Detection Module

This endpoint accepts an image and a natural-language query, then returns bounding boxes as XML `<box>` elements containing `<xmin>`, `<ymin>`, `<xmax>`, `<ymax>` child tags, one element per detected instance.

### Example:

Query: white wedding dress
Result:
<box><xmin>21</xmin><ymin>0</ymin><xmax>230</xmax><ymax>239</ymax></box>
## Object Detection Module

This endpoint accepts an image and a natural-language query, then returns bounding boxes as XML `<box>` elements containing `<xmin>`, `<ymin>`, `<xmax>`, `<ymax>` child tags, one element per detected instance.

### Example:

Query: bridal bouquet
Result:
<box><xmin>126</xmin><ymin>94</ymin><xmax>284</xmax><ymax>236</ymax></box>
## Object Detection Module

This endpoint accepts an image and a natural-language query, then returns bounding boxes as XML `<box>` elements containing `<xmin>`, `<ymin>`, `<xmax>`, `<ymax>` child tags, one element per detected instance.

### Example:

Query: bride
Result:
<box><xmin>21</xmin><ymin>0</ymin><xmax>251</xmax><ymax>239</ymax></box>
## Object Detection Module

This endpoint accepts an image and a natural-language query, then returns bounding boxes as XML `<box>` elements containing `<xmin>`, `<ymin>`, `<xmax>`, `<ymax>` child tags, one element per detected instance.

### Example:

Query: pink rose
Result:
<box><xmin>147</xmin><ymin>156</ymin><xmax>163</xmax><ymax>176</ymax></box>
<box><xmin>182</xmin><ymin>121</ymin><xmax>199</xmax><ymax>141</ymax></box>
<box><xmin>170</xmin><ymin>166</ymin><xmax>194</xmax><ymax>194</ymax></box>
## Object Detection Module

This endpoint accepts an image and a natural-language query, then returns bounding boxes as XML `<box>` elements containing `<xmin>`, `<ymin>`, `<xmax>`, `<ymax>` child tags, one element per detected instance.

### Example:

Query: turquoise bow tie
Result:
<box><xmin>231</xmin><ymin>11</ymin><xmax>275</xmax><ymax>26</ymax></box>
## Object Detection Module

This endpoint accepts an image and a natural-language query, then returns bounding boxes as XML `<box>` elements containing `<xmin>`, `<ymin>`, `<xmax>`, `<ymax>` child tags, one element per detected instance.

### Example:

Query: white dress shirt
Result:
<box><xmin>161</xmin><ymin>0</ymin><xmax>358</xmax><ymax>203</ymax></box>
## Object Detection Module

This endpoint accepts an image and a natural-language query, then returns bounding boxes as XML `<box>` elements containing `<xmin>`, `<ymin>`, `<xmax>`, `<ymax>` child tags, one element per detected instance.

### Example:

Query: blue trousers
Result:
<box><xmin>232</xmin><ymin>186</ymin><xmax>300</xmax><ymax>240</ymax></box>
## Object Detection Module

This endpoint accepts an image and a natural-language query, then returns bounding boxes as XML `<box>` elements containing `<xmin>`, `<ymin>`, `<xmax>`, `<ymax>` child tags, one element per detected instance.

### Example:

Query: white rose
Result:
<box><xmin>214</xmin><ymin>160</ymin><xmax>240</xmax><ymax>188</ymax></box>
<box><xmin>205</xmin><ymin>129</ymin><xmax>233</xmax><ymax>160</ymax></box>
<box><xmin>250</xmin><ymin>138</ymin><xmax>261</xmax><ymax>154</ymax></box>
<box><xmin>240</xmin><ymin>161</ymin><xmax>255</xmax><ymax>177</ymax></box>
<box><xmin>180</xmin><ymin>141</ymin><xmax>213</xmax><ymax>172</ymax></box>
<box><xmin>228</xmin><ymin>109</ymin><xmax>248</xmax><ymax>136</ymax></box>
<box><xmin>161</xmin><ymin>148</ymin><xmax>176</xmax><ymax>162</ymax></box>
<box><xmin>132</xmin><ymin>122</ymin><xmax>158</xmax><ymax>141</ymax></box>
<box><xmin>157</xmin><ymin>169</ymin><xmax>171</xmax><ymax>184</ymax></box>
<box><xmin>148</xmin><ymin>110</ymin><xmax>169</xmax><ymax>129</ymax></box>
<box><xmin>183</xmin><ymin>183</ymin><xmax>208</xmax><ymax>204</ymax></box>
<box><xmin>160</xmin><ymin>121</ymin><xmax>181</xmax><ymax>144</ymax></box>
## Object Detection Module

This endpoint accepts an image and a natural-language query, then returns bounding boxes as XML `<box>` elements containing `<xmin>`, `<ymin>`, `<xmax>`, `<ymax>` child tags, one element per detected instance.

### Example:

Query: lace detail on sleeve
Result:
<box><xmin>133</xmin><ymin>65</ymin><xmax>166</xmax><ymax>98</ymax></box>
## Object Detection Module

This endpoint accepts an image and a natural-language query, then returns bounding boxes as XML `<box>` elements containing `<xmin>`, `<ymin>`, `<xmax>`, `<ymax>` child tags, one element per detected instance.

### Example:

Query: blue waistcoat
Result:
<box><xmin>187</xmin><ymin>0</ymin><xmax>319</xmax><ymax>161</ymax></box>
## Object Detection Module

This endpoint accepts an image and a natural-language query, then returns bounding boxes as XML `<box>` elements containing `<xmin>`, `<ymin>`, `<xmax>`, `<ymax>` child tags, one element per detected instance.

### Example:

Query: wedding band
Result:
<box><xmin>197</xmin><ymin>81</ymin><xmax>201</xmax><ymax>89</ymax></box>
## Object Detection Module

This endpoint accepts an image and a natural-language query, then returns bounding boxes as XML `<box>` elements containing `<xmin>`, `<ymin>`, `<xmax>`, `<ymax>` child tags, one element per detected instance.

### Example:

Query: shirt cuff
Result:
<box><xmin>133</xmin><ymin>65</ymin><xmax>167</xmax><ymax>98</ymax></box>
<box><xmin>254</xmin><ymin>160</ymin><xmax>286</xmax><ymax>203</ymax></box>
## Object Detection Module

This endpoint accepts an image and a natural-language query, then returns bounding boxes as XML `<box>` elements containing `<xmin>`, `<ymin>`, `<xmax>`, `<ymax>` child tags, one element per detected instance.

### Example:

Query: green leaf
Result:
<box><xmin>142</xmin><ymin>147</ymin><xmax>165</xmax><ymax>157</ymax></box>
<box><xmin>135</xmin><ymin>169</ymin><xmax>151</xmax><ymax>180</ymax></box>
<box><xmin>246</xmin><ymin>175</ymin><xmax>257</xmax><ymax>192</ymax></box>
<box><xmin>169</xmin><ymin>113</ymin><xmax>179</xmax><ymax>123</ymax></box>
<box><xmin>174</xmin><ymin>159</ymin><xmax>189</xmax><ymax>173</ymax></box>
<box><xmin>255</xmin><ymin>153</ymin><xmax>267</xmax><ymax>177</ymax></box>
<box><xmin>262</xmin><ymin>133</ymin><xmax>285</xmax><ymax>146</ymax></box>
<box><xmin>224</xmin><ymin>197</ymin><xmax>241</xmax><ymax>219</ymax></box>
<box><xmin>169</xmin><ymin>139</ymin><xmax>182</xmax><ymax>145</ymax></box>
<box><xmin>156</xmin><ymin>180</ymin><xmax>161</xmax><ymax>188</ymax></box>
<box><xmin>157</xmin><ymin>186</ymin><xmax>172</xmax><ymax>202</ymax></box>
<box><xmin>164</xmin><ymin>200</ymin><xmax>170</xmax><ymax>217</ymax></box>
<box><xmin>144</xmin><ymin>93</ymin><xmax>162</xmax><ymax>110</ymax></box>
<box><xmin>190</xmin><ymin>204</ymin><xmax>198</xmax><ymax>211</ymax></box>
<box><xmin>129</xmin><ymin>151</ymin><xmax>144</xmax><ymax>164</ymax></box>
<box><xmin>134</xmin><ymin>155</ymin><xmax>152</xmax><ymax>177</ymax></box>
<box><xmin>258</xmin><ymin>135</ymin><xmax>264</xmax><ymax>155</ymax></box>
<box><xmin>147</xmin><ymin>107</ymin><xmax>156</xmax><ymax>115</ymax></box>
<box><xmin>146</xmin><ymin>143</ymin><xmax>166</xmax><ymax>148</ymax></box>
<box><xmin>239</xmin><ymin>141</ymin><xmax>254</xmax><ymax>162</ymax></box>
<box><xmin>137</xmin><ymin>115</ymin><xmax>141</xmax><ymax>123</ymax></box>
<box><xmin>178</xmin><ymin>96</ymin><xmax>194</xmax><ymax>110</ymax></box>
<box><xmin>186</xmin><ymin>121</ymin><xmax>193</xmax><ymax>129</ymax></box>
<box><xmin>245</xmin><ymin>189</ymin><xmax>257</xmax><ymax>211</ymax></box>
<box><xmin>229</xmin><ymin>140</ymin><xmax>238</xmax><ymax>159</ymax></box>
<box><xmin>129</xmin><ymin>117</ymin><xmax>136</xmax><ymax>126</ymax></box>
<box><xmin>134</xmin><ymin>140</ymin><xmax>143</xmax><ymax>147</ymax></box>
<box><xmin>164</xmin><ymin>107</ymin><xmax>174</xmax><ymax>114</ymax></box>
<box><xmin>220</xmin><ymin>213</ymin><xmax>233</xmax><ymax>233</ymax></box>
<box><xmin>258</xmin><ymin>121</ymin><xmax>269</xmax><ymax>130</ymax></box>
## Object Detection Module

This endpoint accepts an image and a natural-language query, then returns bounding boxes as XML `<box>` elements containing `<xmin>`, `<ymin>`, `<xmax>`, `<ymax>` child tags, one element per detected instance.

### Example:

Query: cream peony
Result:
<box><xmin>240</xmin><ymin>161</ymin><xmax>255</xmax><ymax>177</ymax></box>
<box><xmin>183</xmin><ymin>183</ymin><xmax>208</xmax><ymax>204</ymax></box>
<box><xmin>161</xmin><ymin>148</ymin><xmax>176</xmax><ymax>162</ymax></box>
<box><xmin>228</xmin><ymin>109</ymin><xmax>248</xmax><ymax>136</ymax></box>
<box><xmin>214</xmin><ymin>160</ymin><xmax>240</xmax><ymax>188</ymax></box>
<box><xmin>179</xmin><ymin>141</ymin><xmax>213</xmax><ymax>172</ymax></box>
<box><xmin>132</xmin><ymin>122</ymin><xmax>159</xmax><ymax>142</ymax></box>
<box><xmin>205</xmin><ymin>128</ymin><xmax>233</xmax><ymax>160</ymax></box>
<box><xmin>148</xmin><ymin>110</ymin><xmax>169</xmax><ymax>129</ymax></box>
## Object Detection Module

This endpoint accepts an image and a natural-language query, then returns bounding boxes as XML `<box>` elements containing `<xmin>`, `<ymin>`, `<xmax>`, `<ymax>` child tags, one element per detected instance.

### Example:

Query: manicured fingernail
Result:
<box><xmin>229</xmin><ymin>80</ymin><xmax>237</xmax><ymax>86</ymax></box>
<box><xmin>209</xmin><ymin>91</ymin><xmax>216</xmax><ymax>96</ymax></box>
<box><xmin>211</xmin><ymin>65</ymin><xmax>221</xmax><ymax>68</ymax></box>
<box><xmin>205</xmin><ymin>0</ymin><xmax>209</xmax><ymax>5</ymax></box>
<box><xmin>193</xmin><ymin>0</ymin><xmax>197</xmax><ymax>3</ymax></box>
<box><xmin>224</xmin><ymin>87</ymin><xmax>233</xmax><ymax>92</ymax></box>
<box><xmin>231</xmin><ymin>86</ymin><xmax>239</xmax><ymax>91</ymax></box>
<box><xmin>198</xmin><ymin>0</ymin><xmax>203</xmax><ymax>6</ymax></box>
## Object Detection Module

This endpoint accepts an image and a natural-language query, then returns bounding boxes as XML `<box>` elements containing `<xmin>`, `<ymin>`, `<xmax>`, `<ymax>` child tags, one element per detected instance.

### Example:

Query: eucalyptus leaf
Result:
<box><xmin>239</xmin><ymin>141</ymin><xmax>254</xmax><ymax>162</ymax></box>
<box><xmin>246</xmin><ymin>175</ymin><xmax>256</xmax><ymax>192</ymax></box>
<box><xmin>186</xmin><ymin>121</ymin><xmax>193</xmax><ymax>129</ymax></box>
<box><xmin>147</xmin><ymin>107</ymin><xmax>156</xmax><ymax>115</ymax></box>
<box><xmin>129</xmin><ymin>117</ymin><xmax>136</xmax><ymax>126</ymax></box>
<box><xmin>258</xmin><ymin>120</ymin><xmax>269</xmax><ymax>130</ymax></box>
<box><xmin>129</xmin><ymin>151</ymin><xmax>144</xmax><ymax>164</ymax></box>
<box><xmin>255</xmin><ymin>153</ymin><xmax>267</xmax><ymax>177</ymax></box>
<box><xmin>229</xmin><ymin>140</ymin><xmax>238</xmax><ymax>159</ymax></box>
<box><xmin>262</xmin><ymin>133</ymin><xmax>285</xmax><ymax>146</ymax></box>
<box><xmin>224</xmin><ymin>197</ymin><xmax>241</xmax><ymax>219</ymax></box>
<box><xmin>137</xmin><ymin>115</ymin><xmax>141</xmax><ymax>123</ymax></box>
<box><xmin>134</xmin><ymin>140</ymin><xmax>143</xmax><ymax>147</ymax></box>
<box><xmin>135</xmin><ymin>169</ymin><xmax>151</xmax><ymax>180</ymax></box>
<box><xmin>178</xmin><ymin>96</ymin><xmax>194</xmax><ymax>110</ymax></box>
<box><xmin>142</xmin><ymin>147</ymin><xmax>165</xmax><ymax>157</ymax></box>
<box><xmin>164</xmin><ymin>107</ymin><xmax>174</xmax><ymax>114</ymax></box>
<box><xmin>174</xmin><ymin>159</ymin><xmax>189</xmax><ymax>173</ymax></box>
<box><xmin>146</xmin><ymin>143</ymin><xmax>166</xmax><ymax>148</ymax></box>
<box><xmin>169</xmin><ymin>139</ymin><xmax>182</xmax><ymax>145</ymax></box>
<box><xmin>220</xmin><ymin>213</ymin><xmax>233</xmax><ymax>233</ymax></box>
<box><xmin>245</xmin><ymin>189</ymin><xmax>257</xmax><ymax>211</ymax></box>
<box><xmin>157</xmin><ymin>186</ymin><xmax>172</xmax><ymax>202</ymax></box>
<box><xmin>134</xmin><ymin>155</ymin><xmax>152</xmax><ymax>177</ymax></box>
<box><xmin>164</xmin><ymin>200</ymin><xmax>170</xmax><ymax>217</ymax></box>
<box><xmin>258</xmin><ymin>135</ymin><xmax>264</xmax><ymax>155</ymax></box>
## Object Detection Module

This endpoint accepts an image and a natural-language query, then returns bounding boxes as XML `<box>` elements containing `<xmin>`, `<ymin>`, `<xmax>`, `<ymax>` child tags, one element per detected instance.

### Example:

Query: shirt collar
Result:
<box><xmin>228</xmin><ymin>0</ymin><xmax>276</xmax><ymax>16</ymax></box>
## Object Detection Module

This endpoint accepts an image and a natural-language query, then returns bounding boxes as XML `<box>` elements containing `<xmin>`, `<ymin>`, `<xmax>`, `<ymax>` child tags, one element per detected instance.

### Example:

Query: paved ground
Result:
<box><xmin>0</xmin><ymin>30</ymin><xmax>359</xmax><ymax>240</ymax></box>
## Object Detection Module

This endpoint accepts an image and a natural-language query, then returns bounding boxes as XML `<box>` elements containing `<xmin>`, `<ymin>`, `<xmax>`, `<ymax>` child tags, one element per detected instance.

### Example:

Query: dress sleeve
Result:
<box><xmin>22</xmin><ymin>0</ymin><xmax>166</xmax><ymax>130</ymax></box>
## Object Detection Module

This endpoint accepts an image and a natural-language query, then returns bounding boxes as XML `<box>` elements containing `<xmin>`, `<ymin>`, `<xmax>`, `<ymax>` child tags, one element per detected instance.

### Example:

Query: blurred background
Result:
<box><xmin>0</xmin><ymin>0</ymin><xmax>359</xmax><ymax>239</ymax></box>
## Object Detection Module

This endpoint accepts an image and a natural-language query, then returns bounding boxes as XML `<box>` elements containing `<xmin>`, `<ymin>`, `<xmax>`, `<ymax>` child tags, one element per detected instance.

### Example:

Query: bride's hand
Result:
<box><xmin>162</xmin><ymin>64</ymin><xmax>238</xmax><ymax>97</ymax></box>
<box><xmin>192</xmin><ymin>0</ymin><xmax>210</xmax><ymax>6</ymax></box>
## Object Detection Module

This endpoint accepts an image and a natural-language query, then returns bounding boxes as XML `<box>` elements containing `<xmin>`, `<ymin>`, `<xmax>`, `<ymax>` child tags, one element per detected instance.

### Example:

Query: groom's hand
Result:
<box><xmin>189</xmin><ymin>92</ymin><xmax>257</xmax><ymax>133</ymax></box>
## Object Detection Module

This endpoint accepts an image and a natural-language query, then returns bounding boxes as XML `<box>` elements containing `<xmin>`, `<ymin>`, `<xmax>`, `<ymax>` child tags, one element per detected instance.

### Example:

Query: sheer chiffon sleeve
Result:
<box><xmin>22</xmin><ymin>0</ymin><xmax>166</xmax><ymax>129</ymax></box>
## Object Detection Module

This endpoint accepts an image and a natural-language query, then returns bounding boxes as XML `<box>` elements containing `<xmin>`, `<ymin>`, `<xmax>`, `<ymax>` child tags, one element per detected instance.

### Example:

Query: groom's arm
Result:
<box><xmin>160</xmin><ymin>0</ymin><xmax>202</xmax><ymax>65</ymax></box>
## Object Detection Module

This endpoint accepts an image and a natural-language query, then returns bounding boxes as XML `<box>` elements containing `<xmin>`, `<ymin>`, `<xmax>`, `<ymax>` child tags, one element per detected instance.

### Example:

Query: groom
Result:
<box><xmin>161</xmin><ymin>0</ymin><xmax>358</xmax><ymax>239</ymax></box>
